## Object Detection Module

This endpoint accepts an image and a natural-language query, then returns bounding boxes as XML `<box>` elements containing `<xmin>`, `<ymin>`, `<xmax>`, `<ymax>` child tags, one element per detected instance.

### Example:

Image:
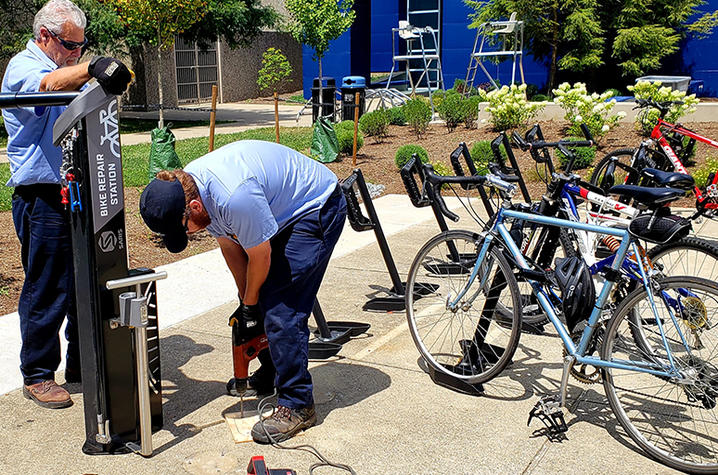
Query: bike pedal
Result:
<box><xmin>527</xmin><ymin>395</ymin><xmax>568</xmax><ymax>438</ymax></box>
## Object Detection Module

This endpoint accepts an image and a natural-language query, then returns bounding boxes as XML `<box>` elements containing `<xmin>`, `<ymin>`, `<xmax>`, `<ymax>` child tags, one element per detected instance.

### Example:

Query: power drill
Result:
<box><xmin>226</xmin><ymin>303</ymin><xmax>269</xmax><ymax>403</ymax></box>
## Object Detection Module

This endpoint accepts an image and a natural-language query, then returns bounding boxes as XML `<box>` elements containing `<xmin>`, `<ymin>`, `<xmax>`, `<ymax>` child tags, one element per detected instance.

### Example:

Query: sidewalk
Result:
<box><xmin>0</xmin><ymin>194</ymin><xmax>705</xmax><ymax>474</ymax></box>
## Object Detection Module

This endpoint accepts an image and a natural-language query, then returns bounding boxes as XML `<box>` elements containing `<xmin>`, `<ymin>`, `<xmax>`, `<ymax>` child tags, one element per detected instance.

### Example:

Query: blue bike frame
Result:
<box><xmin>451</xmin><ymin>206</ymin><xmax>690</xmax><ymax>379</ymax></box>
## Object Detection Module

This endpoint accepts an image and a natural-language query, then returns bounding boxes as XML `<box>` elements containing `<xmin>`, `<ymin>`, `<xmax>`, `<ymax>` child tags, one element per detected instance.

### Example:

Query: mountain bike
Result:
<box><xmin>590</xmin><ymin>99</ymin><xmax>718</xmax><ymax>216</ymax></box>
<box><xmin>405</xmin><ymin>165</ymin><xmax>718</xmax><ymax>472</ymax></box>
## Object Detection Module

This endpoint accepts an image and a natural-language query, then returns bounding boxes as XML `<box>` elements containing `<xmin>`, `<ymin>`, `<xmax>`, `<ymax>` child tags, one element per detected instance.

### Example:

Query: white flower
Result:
<box><xmin>575</xmin><ymin>115</ymin><xmax>583</xmax><ymax>123</ymax></box>
<box><xmin>602</xmin><ymin>125</ymin><xmax>610</xmax><ymax>132</ymax></box>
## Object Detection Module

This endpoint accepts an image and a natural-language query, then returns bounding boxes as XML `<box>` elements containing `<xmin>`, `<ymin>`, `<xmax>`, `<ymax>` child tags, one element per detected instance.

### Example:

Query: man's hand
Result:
<box><xmin>228</xmin><ymin>303</ymin><xmax>264</xmax><ymax>337</ymax></box>
<box><xmin>88</xmin><ymin>56</ymin><xmax>132</xmax><ymax>95</ymax></box>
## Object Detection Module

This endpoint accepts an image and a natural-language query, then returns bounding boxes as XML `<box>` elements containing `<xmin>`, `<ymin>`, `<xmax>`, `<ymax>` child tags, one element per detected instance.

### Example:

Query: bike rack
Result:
<box><xmin>341</xmin><ymin>168</ymin><xmax>436</xmax><ymax>312</ymax></box>
<box><xmin>308</xmin><ymin>298</ymin><xmax>370</xmax><ymax>359</ymax></box>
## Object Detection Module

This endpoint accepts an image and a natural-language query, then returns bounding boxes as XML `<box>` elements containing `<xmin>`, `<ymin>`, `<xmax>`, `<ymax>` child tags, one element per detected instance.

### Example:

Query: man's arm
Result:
<box><xmin>242</xmin><ymin>240</ymin><xmax>272</xmax><ymax>306</ymax></box>
<box><xmin>217</xmin><ymin>236</ymin><xmax>249</xmax><ymax>300</ymax></box>
<box><xmin>39</xmin><ymin>62</ymin><xmax>90</xmax><ymax>91</ymax></box>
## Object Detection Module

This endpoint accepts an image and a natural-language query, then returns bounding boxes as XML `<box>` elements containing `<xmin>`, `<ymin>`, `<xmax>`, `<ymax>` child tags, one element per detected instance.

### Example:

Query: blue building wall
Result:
<box><xmin>303</xmin><ymin>1</ymin><xmax>718</xmax><ymax>98</ymax></box>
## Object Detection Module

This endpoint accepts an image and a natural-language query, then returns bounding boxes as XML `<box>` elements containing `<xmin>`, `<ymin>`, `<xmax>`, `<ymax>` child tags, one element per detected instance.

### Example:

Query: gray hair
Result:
<box><xmin>33</xmin><ymin>0</ymin><xmax>87</xmax><ymax>39</ymax></box>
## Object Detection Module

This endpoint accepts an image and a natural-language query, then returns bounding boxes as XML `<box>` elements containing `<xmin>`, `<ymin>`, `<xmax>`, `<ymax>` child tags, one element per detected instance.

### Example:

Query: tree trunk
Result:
<box><xmin>318</xmin><ymin>58</ymin><xmax>327</xmax><ymax>120</ymax></box>
<box><xmin>274</xmin><ymin>91</ymin><xmax>280</xmax><ymax>143</ymax></box>
<box><xmin>156</xmin><ymin>32</ymin><xmax>164</xmax><ymax>129</ymax></box>
<box><xmin>547</xmin><ymin>4</ymin><xmax>559</xmax><ymax>94</ymax></box>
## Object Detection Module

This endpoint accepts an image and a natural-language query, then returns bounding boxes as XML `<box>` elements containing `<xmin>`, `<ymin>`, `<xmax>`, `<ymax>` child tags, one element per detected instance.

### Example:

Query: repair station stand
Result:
<box><xmin>1</xmin><ymin>83</ymin><xmax>166</xmax><ymax>456</ymax></box>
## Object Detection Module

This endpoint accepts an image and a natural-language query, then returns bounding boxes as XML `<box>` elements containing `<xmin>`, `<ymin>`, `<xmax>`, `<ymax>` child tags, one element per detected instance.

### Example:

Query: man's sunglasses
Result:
<box><xmin>46</xmin><ymin>28</ymin><xmax>87</xmax><ymax>51</ymax></box>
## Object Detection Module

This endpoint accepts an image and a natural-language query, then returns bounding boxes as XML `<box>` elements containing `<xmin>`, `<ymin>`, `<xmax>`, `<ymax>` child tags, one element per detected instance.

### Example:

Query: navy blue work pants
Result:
<box><xmin>12</xmin><ymin>185</ymin><xmax>79</xmax><ymax>385</ymax></box>
<box><xmin>258</xmin><ymin>186</ymin><xmax>347</xmax><ymax>409</ymax></box>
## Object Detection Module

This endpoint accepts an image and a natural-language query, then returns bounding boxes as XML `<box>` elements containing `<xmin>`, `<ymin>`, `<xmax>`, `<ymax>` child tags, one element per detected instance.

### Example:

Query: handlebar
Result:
<box><xmin>511</xmin><ymin>123</ymin><xmax>594</xmax><ymax>173</ymax></box>
<box><xmin>421</xmin><ymin>163</ymin><xmax>516</xmax><ymax>222</ymax></box>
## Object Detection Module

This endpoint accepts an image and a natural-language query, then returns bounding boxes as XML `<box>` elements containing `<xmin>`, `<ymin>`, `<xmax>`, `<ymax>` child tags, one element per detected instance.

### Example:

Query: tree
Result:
<box><xmin>466</xmin><ymin>0</ymin><xmax>604</xmax><ymax>93</ymax></box>
<box><xmin>257</xmin><ymin>47</ymin><xmax>292</xmax><ymax>143</ymax></box>
<box><xmin>285</xmin><ymin>0</ymin><xmax>355</xmax><ymax>114</ymax></box>
<box><xmin>466</xmin><ymin>0</ymin><xmax>718</xmax><ymax>91</ymax></box>
<box><xmin>111</xmin><ymin>0</ymin><xmax>207</xmax><ymax>128</ymax></box>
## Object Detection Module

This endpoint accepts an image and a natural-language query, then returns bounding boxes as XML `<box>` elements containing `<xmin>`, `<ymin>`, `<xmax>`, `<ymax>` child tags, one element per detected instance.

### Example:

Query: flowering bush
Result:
<box><xmin>628</xmin><ymin>81</ymin><xmax>699</xmax><ymax>136</ymax></box>
<box><xmin>484</xmin><ymin>84</ymin><xmax>543</xmax><ymax>131</ymax></box>
<box><xmin>552</xmin><ymin>82</ymin><xmax>626</xmax><ymax>140</ymax></box>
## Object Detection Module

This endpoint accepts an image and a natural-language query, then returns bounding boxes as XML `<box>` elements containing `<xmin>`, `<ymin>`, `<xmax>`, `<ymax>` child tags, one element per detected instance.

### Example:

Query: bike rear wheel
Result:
<box><xmin>405</xmin><ymin>230</ymin><xmax>521</xmax><ymax>384</ymax></box>
<box><xmin>602</xmin><ymin>276</ymin><xmax>718</xmax><ymax>472</ymax></box>
<box><xmin>648</xmin><ymin>236</ymin><xmax>718</xmax><ymax>282</ymax></box>
<box><xmin>589</xmin><ymin>148</ymin><xmax>636</xmax><ymax>192</ymax></box>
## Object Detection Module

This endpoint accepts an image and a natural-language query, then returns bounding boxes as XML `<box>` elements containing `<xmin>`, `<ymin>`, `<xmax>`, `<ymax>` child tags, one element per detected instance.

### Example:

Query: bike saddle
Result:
<box><xmin>641</xmin><ymin>168</ymin><xmax>695</xmax><ymax>190</ymax></box>
<box><xmin>608</xmin><ymin>184</ymin><xmax>686</xmax><ymax>207</ymax></box>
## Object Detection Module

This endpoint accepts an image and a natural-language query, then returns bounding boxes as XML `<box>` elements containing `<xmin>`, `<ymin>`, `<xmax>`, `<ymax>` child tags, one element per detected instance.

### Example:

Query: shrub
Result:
<box><xmin>452</xmin><ymin>78</ymin><xmax>468</xmax><ymax>95</ymax></box>
<box><xmin>461</xmin><ymin>94</ymin><xmax>483</xmax><ymax>129</ymax></box>
<box><xmin>485</xmin><ymin>84</ymin><xmax>543</xmax><ymax>131</ymax></box>
<box><xmin>359</xmin><ymin>109</ymin><xmax>389</xmax><ymax>141</ymax></box>
<box><xmin>431</xmin><ymin>161</ymin><xmax>452</xmax><ymax>176</ymax></box>
<box><xmin>470</xmin><ymin>140</ymin><xmax>508</xmax><ymax>175</ymax></box>
<box><xmin>333</xmin><ymin>120</ymin><xmax>363</xmax><ymax>155</ymax></box>
<box><xmin>437</xmin><ymin>90</ymin><xmax>464</xmax><ymax>132</ymax></box>
<box><xmin>526</xmin><ymin>84</ymin><xmax>539</xmax><ymax>99</ymax></box>
<box><xmin>386</xmin><ymin>106</ymin><xmax>406</xmax><ymax>125</ymax></box>
<box><xmin>402</xmin><ymin>98</ymin><xmax>432</xmax><ymax>137</ymax></box>
<box><xmin>395</xmin><ymin>144</ymin><xmax>429</xmax><ymax>169</ymax></box>
<box><xmin>531</xmin><ymin>94</ymin><xmax>549</xmax><ymax>102</ymax></box>
<box><xmin>430</xmin><ymin>89</ymin><xmax>446</xmax><ymax>109</ymax></box>
<box><xmin>557</xmin><ymin>137</ymin><xmax>596</xmax><ymax>170</ymax></box>
<box><xmin>628</xmin><ymin>80</ymin><xmax>700</xmax><ymax>136</ymax></box>
<box><xmin>603</xmin><ymin>88</ymin><xmax>621</xmax><ymax>98</ymax></box>
<box><xmin>693</xmin><ymin>157</ymin><xmax>718</xmax><ymax>189</ymax></box>
<box><xmin>552</xmin><ymin>82</ymin><xmax>626</xmax><ymax>140</ymax></box>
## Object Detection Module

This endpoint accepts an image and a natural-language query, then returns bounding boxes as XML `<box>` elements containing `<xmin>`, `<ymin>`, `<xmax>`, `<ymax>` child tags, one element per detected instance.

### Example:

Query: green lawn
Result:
<box><xmin>0</xmin><ymin>126</ymin><xmax>313</xmax><ymax>211</ymax></box>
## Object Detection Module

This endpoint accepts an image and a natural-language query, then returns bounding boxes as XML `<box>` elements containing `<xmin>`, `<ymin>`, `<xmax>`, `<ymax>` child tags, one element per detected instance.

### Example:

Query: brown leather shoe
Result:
<box><xmin>251</xmin><ymin>405</ymin><xmax>316</xmax><ymax>444</ymax></box>
<box><xmin>23</xmin><ymin>380</ymin><xmax>73</xmax><ymax>409</ymax></box>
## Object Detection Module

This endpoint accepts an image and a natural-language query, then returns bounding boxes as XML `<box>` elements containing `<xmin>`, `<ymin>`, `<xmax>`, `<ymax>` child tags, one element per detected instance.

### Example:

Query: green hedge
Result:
<box><xmin>395</xmin><ymin>144</ymin><xmax>429</xmax><ymax>169</ymax></box>
<box><xmin>334</xmin><ymin>120</ymin><xmax>364</xmax><ymax>154</ymax></box>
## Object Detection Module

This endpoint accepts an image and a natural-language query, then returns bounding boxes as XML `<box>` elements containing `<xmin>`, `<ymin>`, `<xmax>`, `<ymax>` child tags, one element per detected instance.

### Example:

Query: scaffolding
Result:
<box><xmin>464</xmin><ymin>12</ymin><xmax>525</xmax><ymax>93</ymax></box>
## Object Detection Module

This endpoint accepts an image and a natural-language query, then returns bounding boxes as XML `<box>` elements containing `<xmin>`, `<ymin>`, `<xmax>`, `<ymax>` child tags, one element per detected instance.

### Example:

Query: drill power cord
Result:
<box><xmin>256</xmin><ymin>392</ymin><xmax>356</xmax><ymax>475</ymax></box>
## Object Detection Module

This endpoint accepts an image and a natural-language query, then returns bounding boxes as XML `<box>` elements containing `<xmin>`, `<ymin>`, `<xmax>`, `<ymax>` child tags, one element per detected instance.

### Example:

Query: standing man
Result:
<box><xmin>2</xmin><ymin>0</ymin><xmax>131</xmax><ymax>409</ymax></box>
<box><xmin>139</xmin><ymin>140</ymin><xmax>347</xmax><ymax>443</ymax></box>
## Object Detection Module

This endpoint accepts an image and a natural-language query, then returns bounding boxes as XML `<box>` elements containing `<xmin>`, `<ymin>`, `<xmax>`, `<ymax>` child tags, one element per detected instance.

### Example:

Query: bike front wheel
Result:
<box><xmin>602</xmin><ymin>276</ymin><xmax>718</xmax><ymax>472</ymax></box>
<box><xmin>405</xmin><ymin>230</ymin><xmax>521</xmax><ymax>384</ymax></box>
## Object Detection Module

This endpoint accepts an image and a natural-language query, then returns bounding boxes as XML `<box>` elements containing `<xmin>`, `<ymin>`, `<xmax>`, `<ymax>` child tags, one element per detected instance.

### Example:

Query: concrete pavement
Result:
<box><xmin>3</xmin><ymin>194</ymin><xmax>714</xmax><ymax>474</ymax></box>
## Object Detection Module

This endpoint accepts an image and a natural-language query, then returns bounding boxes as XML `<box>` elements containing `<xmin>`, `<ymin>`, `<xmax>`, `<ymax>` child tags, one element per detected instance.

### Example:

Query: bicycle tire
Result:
<box><xmin>648</xmin><ymin>236</ymin><xmax>718</xmax><ymax>282</ymax></box>
<box><xmin>405</xmin><ymin>230</ymin><xmax>521</xmax><ymax>384</ymax></box>
<box><xmin>589</xmin><ymin>148</ymin><xmax>636</xmax><ymax>191</ymax></box>
<box><xmin>601</xmin><ymin>276</ymin><xmax>718</xmax><ymax>473</ymax></box>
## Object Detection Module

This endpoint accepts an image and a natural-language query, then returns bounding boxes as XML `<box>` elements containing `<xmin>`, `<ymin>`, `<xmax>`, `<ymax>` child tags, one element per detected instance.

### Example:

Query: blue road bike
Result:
<box><xmin>405</xmin><ymin>165</ymin><xmax>718</xmax><ymax>473</ymax></box>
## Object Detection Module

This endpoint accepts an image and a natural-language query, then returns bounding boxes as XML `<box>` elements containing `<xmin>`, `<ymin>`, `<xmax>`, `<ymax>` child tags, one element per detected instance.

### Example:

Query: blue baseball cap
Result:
<box><xmin>139</xmin><ymin>178</ymin><xmax>188</xmax><ymax>253</ymax></box>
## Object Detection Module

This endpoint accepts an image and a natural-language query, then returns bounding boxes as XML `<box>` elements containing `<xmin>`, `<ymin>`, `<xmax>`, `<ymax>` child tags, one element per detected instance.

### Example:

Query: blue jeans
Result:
<box><xmin>12</xmin><ymin>185</ymin><xmax>79</xmax><ymax>385</ymax></box>
<box><xmin>259</xmin><ymin>186</ymin><xmax>347</xmax><ymax>409</ymax></box>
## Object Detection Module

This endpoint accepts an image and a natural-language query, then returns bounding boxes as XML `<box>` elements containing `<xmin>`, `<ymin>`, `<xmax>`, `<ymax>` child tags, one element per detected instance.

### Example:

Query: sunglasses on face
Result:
<box><xmin>46</xmin><ymin>28</ymin><xmax>87</xmax><ymax>51</ymax></box>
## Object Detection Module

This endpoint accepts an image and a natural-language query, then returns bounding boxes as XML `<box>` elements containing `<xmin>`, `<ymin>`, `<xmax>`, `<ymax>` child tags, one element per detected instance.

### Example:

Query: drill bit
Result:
<box><xmin>240</xmin><ymin>394</ymin><xmax>244</xmax><ymax>419</ymax></box>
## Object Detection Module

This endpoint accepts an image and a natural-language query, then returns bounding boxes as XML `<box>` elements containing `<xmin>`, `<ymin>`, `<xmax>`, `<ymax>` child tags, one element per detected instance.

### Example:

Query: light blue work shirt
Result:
<box><xmin>2</xmin><ymin>40</ymin><xmax>65</xmax><ymax>187</ymax></box>
<box><xmin>185</xmin><ymin>140</ymin><xmax>339</xmax><ymax>249</ymax></box>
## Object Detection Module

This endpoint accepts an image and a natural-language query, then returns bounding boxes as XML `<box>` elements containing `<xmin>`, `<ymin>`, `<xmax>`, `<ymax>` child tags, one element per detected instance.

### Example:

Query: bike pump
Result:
<box><xmin>47</xmin><ymin>82</ymin><xmax>166</xmax><ymax>456</ymax></box>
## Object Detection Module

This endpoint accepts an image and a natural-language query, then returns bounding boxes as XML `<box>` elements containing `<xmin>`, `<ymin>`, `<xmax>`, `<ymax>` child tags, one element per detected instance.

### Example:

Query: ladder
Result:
<box><xmin>464</xmin><ymin>12</ymin><xmax>525</xmax><ymax>94</ymax></box>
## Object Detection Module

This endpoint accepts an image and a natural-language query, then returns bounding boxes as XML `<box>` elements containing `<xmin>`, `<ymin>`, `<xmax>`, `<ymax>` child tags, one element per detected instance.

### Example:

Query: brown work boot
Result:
<box><xmin>23</xmin><ymin>380</ymin><xmax>73</xmax><ymax>409</ymax></box>
<box><xmin>251</xmin><ymin>405</ymin><xmax>316</xmax><ymax>444</ymax></box>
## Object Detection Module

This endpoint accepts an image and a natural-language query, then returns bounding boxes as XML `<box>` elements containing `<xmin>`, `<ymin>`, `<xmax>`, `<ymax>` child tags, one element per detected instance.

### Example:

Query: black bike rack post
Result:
<box><xmin>308</xmin><ymin>299</ymin><xmax>371</xmax><ymax>359</ymax></box>
<box><xmin>341</xmin><ymin>168</ymin><xmax>436</xmax><ymax>312</ymax></box>
<box><xmin>492</xmin><ymin>133</ymin><xmax>532</xmax><ymax>203</ymax></box>
<box><xmin>0</xmin><ymin>83</ymin><xmax>167</xmax><ymax>456</ymax></box>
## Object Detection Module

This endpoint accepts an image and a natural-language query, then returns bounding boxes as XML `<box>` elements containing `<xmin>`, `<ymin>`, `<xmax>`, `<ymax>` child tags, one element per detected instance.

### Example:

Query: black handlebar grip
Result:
<box><xmin>400</xmin><ymin>156</ymin><xmax>431</xmax><ymax>208</ymax></box>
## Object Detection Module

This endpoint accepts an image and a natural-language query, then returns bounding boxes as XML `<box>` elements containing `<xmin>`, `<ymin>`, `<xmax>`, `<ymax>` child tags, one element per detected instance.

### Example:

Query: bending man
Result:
<box><xmin>139</xmin><ymin>140</ymin><xmax>347</xmax><ymax>443</ymax></box>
